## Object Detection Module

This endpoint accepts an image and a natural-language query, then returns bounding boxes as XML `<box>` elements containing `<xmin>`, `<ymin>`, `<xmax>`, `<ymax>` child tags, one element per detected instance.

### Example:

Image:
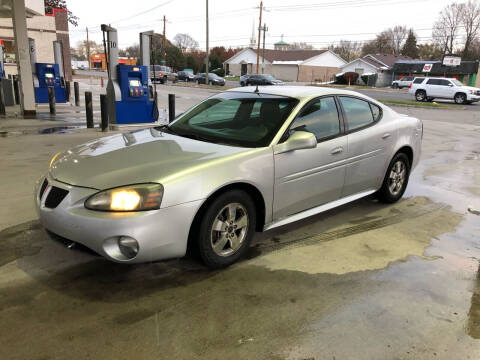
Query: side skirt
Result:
<box><xmin>264</xmin><ymin>189</ymin><xmax>376</xmax><ymax>231</ymax></box>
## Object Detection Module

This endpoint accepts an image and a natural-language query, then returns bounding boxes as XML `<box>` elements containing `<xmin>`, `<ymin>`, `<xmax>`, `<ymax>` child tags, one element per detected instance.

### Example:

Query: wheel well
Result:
<box><xmin>455</xmin><ymin>92</ymin><xmax>466</xmax><ymax>98</ymax></box>
<box><xmin>415</xmin><ymin>89</ymin><xmax>425</xmax><ymax>94</ymax></box>
<box><xmin>395</xmin><ymin>146</ymin><xmax>413</xmax><ymax>167</ymax></box>
<box><xmin>187</xmin><ymin>183</ymin><xmax>267</xmax><ymax>253</ymax></box>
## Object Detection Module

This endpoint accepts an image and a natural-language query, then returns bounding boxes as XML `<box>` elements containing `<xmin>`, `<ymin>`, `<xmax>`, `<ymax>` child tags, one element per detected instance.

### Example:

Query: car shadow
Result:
<box><xmin>2</xmin><ymin>195</ymin><xmax>404</xmax><ymax>303</ymax></box>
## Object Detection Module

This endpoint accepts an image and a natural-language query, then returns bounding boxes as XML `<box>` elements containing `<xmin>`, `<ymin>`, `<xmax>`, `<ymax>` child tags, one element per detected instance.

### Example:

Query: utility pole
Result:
<box><xmin>206</xmin><ymin>0</ymin><xmax>209</xmax><ymax>82</ymax></box>
<box><xmin>86</xmin><ymin>27</ymin><xmax>90</xmax><ymax>70</ymax></box>
<box><xmin>261</xmin><ymin>23</ymin><xmax>268</xmax><ymax>74</ymax></box>
<box><xmin>162</xmin><ymin>15</ymin><xmax>166</xmax><ymax>64</ymax></box>
<box><xmin>256</xmin><ymin>1</ymin><xmax>263</xmax><ymax>74</ymax></box>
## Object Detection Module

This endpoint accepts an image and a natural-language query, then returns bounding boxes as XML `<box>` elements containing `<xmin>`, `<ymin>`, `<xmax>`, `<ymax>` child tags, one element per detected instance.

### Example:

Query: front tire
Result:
<box><xmin>376</xmin><ymin>153</ymin><xmax>410</xmax><ymax>203</ymax></box>
<box><xmin>454</xmin><ymin>93</ymin><xmax>466</xmax><ymax>104</ymax></box>
<box><xmin>197</xmin><ymin>190</ymin><xmax>256</xmax><ymax>269</ymax></box>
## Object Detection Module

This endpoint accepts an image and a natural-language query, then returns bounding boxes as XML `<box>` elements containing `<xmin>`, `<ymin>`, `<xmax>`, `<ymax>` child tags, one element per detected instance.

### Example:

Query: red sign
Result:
<box><xmin>422</xmin><ymin>64</ymin><xmax>433</xmax><ymax>73</ymax></box>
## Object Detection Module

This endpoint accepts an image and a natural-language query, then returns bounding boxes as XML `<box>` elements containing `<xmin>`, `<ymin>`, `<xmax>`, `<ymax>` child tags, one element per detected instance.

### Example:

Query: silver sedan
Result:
<box><xmin>35</xmin><ymin>86</ymin><xmax>422</xmax><ymax>268</ymax></box>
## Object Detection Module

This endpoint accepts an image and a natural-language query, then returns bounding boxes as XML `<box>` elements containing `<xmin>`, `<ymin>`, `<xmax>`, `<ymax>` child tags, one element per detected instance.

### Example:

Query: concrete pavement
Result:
<box><xmin>0</xmin><ymin>86</ymin><xmax>479</xmax><ymax>359</ymax></box>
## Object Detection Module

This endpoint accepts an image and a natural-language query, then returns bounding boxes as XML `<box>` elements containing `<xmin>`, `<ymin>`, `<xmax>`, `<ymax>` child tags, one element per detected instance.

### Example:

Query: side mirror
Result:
<box><xmin>448</xmin><ymin>83</ymin><xmax>454</xmax><ymax>87</ymax></box>
<box><xmin>274</xmin><ymin>131</ymin><xmax>317</xmax><ymax>154</ymax></box>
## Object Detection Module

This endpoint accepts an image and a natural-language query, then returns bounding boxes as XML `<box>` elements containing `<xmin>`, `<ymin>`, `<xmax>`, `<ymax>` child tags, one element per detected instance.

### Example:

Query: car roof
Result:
<box><xmin>422</xmin><ymin>77</ymin><xmax>457</xmax><ymax>80</ymax></box>
<box><xmin>226</xmin><ymin>85</ymin><xmax>369</xmax><ymax>100</ymax></box>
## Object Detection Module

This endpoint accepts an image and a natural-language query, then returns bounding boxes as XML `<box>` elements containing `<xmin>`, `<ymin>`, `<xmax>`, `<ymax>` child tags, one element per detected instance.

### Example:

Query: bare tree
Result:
<box><xmin>460</xmin><ymin>0</ymin><xmax>480</xmax><ymax>59</ymax></box>
<box><xmin>173</xmin><ymin>33</ymin><xmax>199</xmax><ymax>52</ymax></box>
<box><xmin>432</xmin><ymin>3</ymin><xmax>463</xmax><ymax>54</ymax></box>
<box><xmin>286</xmin><ymin>42</ymin><xmax>314</xmax><ymax>50</ymax></box>
<box><xmin>387</xmin><ymin>25</ymin><xmax>408</xmax><ymax>55</ymax></box>
<box><xmin>329</xmin><ymin>40</ymin><xmax>361</xmax><ymax>62</ymax></box>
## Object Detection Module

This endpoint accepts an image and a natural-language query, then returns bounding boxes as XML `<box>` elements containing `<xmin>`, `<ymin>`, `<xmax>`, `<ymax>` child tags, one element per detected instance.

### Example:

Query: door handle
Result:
<box><xmin>330</xmin><ymin>146</ymin><xmax>343</xmax><ymax>155</ymax></box>
<box><xmin>382</xmin><ymin>133</ymin><xmax>391</xmax><ymax>139</ymax></box>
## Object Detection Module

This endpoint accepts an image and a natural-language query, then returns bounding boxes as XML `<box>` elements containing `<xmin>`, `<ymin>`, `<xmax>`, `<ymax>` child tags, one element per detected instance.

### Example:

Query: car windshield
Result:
<box><xmin>209</xmin><ymin>73</ymin><xmax>221</xmax><ymax>79</ymax></box>
<box><xmin>263</xmin><ymin>75</ymin><xmax>275</xmax><ymax>80</ymax></box>
<box><xmin>165</xmin><ymin>92</ymin><xmax>299</xmax><ymax>147</ymax></box>
<box><xmin>451</xmin><ymin>79</ymin><xmax>463</xmax><ymax>86</ymax></box>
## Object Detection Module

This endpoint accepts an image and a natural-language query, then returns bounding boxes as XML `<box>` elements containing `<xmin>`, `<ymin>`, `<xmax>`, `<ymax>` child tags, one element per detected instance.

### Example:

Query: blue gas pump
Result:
<box><xmin>34</xmin><ymin>63</ymin><xmax>67</xmax><ymax>103</ymax></box>
<box><xmin>114</xmin><ymin>64</ymin><xmax>154</xmax><ymax>123</ymax></box>
<box><xmin>102</xmin><ymin>25</ymin><xmax>157</xmax><ymax>124</ymax></box>
<box><xmin>28</xmin><ymin>38</ymin><xmax>67</xmax><ymax>103</ymax></box>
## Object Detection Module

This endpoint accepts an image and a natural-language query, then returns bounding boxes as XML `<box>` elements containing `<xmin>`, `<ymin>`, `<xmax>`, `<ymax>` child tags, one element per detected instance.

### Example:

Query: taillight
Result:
<box><xmin>409</xmin><ymin>83</ymin><xmax>412</xmax><ymax>89</ymax></box>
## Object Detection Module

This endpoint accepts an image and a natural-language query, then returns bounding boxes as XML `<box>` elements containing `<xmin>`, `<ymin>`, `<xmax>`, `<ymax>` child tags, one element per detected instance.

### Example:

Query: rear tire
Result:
<box><xmin>392</xmin><ymin>83</ymin><xmax>399</xmax><ymax>89</ymax></box>
<box><xmin>197</xmin><ymin>190</ymin><xmax>256</xmax><ymax>269</ymax></box>
<box><xmin>376</xmin><ymin>153</ymin><xmax>410</xmax><ymax>203</ymax></box>
<box><xmin>415</xmin><ymin>90</ymin><xmax>426</xmax><ymax>102</ymax></box>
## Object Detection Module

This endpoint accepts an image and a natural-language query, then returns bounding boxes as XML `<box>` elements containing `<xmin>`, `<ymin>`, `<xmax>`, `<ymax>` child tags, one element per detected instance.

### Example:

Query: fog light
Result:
<box><xmin>103</xmin><ymin>236</ymin><xmax>139</xmax><ymax>261</ymax></box>
<box><xmin>118</xmin><ymin>236</ymin><xmax>139</xmax><ymax>259</ymax></box>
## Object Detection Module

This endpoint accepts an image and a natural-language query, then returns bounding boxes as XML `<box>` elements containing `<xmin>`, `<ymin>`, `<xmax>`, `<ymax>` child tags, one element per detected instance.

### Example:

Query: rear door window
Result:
<box><xmin>339</xmin><ymin>97</ymin><xmax>375</xmax><ymax>131</ymax></box>
<box><xmin>290</xmin><ymin>97</ymin><xmax>340</xmax><ymax>141</ymax></box>
<box><xmin>413</xmin><ymin>78</ymin><xmax>425</xmax><ymax>84</ymax></box>
<box><xmin>426</xmin><ymin>79</ymin><xmax>440</xmax><ymax>85</ymax></box>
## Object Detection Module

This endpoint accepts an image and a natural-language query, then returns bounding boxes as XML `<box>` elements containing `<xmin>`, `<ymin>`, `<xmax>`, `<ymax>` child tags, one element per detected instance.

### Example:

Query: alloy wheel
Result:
<box><xmin>455</xmin><ymin>93</ymin><xmax>466</xmax><ymax>104</ymax></box>
<box><xmin>210</xmin><ymin>203</ymin><xmax>249</xmax><ymax>257</ymax></box>
<box><xmin>388</xmin><ymin>160</ymin><xmax>406</xmax><ymax>196</ymax></box>
<box><xmin>416</xmin><ymin>91</ymin><xmax>426</xmax><ymax>101</ymax></box>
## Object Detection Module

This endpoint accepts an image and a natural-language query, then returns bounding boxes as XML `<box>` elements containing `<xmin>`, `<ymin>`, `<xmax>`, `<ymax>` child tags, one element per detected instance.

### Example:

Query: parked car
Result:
<box><xmin>239</xmin><ymin>74</ymin><xmax>251</xmax><ymax>86</ymax></box>
<box><xmin>408</xmin><ymin>77</ymin><xmax>480</xmax><ymax>104</ymax></box>
<box><xmin>245</xmin><ymin>74</ymin><xmax>283</xmax><ymax>86</ymax></box>
<box><xmin>391</xmin><ymin>76</ymin><xmax>414</xmax><ymax>89</ymax></box>
<box><xmin>150</xmin><ymin>65</ymin><xmax>177</xmax><ymax>84</ymax></box>
<box><xmin>196</xmin><ymin>73</ymin><xmax>225</xmax><ymax>86</ymax></box>
<box><xmin>177</xmin><ymin>70</ymin><xmax>196</xmax><ymax>82</ymax></box>
<box><xmin>36</xmin><ymin>86</ymin><xmax>422</xmax><ymax>268</ymax></box>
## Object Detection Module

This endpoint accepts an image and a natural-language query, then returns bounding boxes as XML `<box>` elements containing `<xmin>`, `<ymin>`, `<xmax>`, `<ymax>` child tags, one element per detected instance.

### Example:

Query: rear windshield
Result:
<box><xmin>167</xmin><ymin>92</ymin><xmax>299</xmax><ymax>147</ymax></box>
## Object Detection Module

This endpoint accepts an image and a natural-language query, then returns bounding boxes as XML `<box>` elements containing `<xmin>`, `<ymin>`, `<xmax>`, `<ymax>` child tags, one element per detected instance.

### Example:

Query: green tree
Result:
<box><xmin>44</xmin><ymin>0</ymin><xmax>79</xmax><ymax>26</ymax></box>
<box><xmin>165</xmin><ymin>45</ymin><xmax>185</xmax><ymax>71</ymax></box>
<box><xmin>401</xmin><ymin>29</ymin><xmax>419</xmax><ymax>58</ymax></box>
<box><xmin>417</xmin><ymin>43</ymin><xmax>444</xmax><ymax>60</ymax></box>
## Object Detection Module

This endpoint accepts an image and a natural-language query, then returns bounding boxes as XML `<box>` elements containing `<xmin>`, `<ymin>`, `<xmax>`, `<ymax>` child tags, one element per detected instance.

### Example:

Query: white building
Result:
<box><xmin>224</xmin><ymin>48</ymin><xmax>346</xmax><ymax>82</ymax></box>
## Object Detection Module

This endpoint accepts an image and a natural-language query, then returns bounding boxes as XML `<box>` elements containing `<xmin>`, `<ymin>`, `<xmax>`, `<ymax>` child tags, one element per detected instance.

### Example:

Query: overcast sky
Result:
<box><xmin>68</xmin><ymin>0</ymin><xmax>469</xmax><ymax>50</ymax></box>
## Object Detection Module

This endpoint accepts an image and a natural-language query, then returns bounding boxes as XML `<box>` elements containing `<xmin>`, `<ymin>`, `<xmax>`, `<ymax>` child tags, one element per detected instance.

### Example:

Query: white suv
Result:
<box><xmin>408</xmin><ymin>77</ymin><xmax>480</xmax><ymax>104</ymax></box>
<box><xmin>391</xmin><ymin>76</ymin><xmax>414</xmax><ymax>89</ymax></box>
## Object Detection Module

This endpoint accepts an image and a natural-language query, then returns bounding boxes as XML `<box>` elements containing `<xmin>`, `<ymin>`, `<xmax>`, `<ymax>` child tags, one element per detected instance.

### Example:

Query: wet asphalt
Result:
<box><xmin>0</xmin><ymin>98</ymin><xmax>479</xmax><ymax>359</ymax></box>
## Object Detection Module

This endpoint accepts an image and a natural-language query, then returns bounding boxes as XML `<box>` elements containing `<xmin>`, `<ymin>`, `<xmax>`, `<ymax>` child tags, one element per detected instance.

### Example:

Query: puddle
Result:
<box><xmin>248</xmin><ymin>196</ymin><xmax>462</xmax><ymax>275</ymax></box>
<box><xmin>0</xmin><ymin>126</ymin><xmax>85</xmax><ymax>137</ymax></box>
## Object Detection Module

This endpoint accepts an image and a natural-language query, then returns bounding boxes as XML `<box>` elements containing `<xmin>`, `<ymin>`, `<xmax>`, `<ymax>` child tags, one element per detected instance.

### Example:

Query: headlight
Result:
<box><xmin>49</xmin><ymin>152</ymin><xmax>61</xmax><ymax>168</ymax></box>
<box><xmin>85</xmin><ymin>183</ymin><xmax>163</xmax><ymax>212</ymax></box>
<box><xmin>469</xmin><ymin>90</ymin><xmax>474</xmax><ymax>94</ymax></box>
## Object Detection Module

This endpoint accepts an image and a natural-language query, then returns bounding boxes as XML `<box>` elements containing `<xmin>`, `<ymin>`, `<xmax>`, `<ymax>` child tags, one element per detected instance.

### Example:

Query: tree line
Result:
<box><xmin>329</xmin><ymin>0</ymin><xmax>480</xmax><ymax>62</ymax></box>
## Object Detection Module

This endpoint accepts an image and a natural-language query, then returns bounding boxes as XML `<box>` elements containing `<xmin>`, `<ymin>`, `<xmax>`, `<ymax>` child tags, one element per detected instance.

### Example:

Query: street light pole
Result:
<box><xmin>205</xmin><ymin>0</ymin><xmax>209</xmax><ymax>83</ymax></box>
<box><xmin>256</xmin><ymin>1</ymin><xmax>263</xmax><ymax>74</ymax></box>
<box><xmin>261</xmin><ymin>23</ymin><xmax>268</xmax><ymax>74</ymax></box>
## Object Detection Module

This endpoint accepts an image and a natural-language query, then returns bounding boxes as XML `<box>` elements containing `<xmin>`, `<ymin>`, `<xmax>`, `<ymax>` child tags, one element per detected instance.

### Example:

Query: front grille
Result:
<box><xmin>476</xmin><ymin>90</ymin><xmax>480</xmax><ymax>96</ymax></box>
<box><xmin>45</xmin><ymin>186</ymin><xmax>69</xmax><ymax>208</ymax></box>
<box><xmin>39</xmin><ymin>178</ymin><xmax>48</xmax><ymax>199</ymax></box>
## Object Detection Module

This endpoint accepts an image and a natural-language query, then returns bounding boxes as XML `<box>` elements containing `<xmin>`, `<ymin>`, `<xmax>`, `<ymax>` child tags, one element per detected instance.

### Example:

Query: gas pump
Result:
<box><xmin>29</xmin><ymin>38</ymin><xmax>67</xmax><ymax>103</ymax></box>
<box><xmin>0</xmin><ymin>42</ymin><xmax>5</xmax><ymax>78</ymax></box>
<box><xmin>102</xmin><ymin>25</ymin><xmax>156</xmax><ymax>124</ymax></box>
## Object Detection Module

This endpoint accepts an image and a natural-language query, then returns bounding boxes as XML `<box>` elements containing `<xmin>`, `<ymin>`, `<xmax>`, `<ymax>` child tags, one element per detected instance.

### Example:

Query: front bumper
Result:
<box><xmin>34</xmin><ymin>175</ymin><xmax>203</xmax><ymax>263</ymax></box>
<box><xmin>467</xmin><ymin>94</ymin><xmax>480</xmax><ymax>102</ymax></box>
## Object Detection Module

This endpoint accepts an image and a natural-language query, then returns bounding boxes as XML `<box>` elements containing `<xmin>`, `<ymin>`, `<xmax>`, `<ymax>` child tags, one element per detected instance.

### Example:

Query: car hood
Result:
<box><xmin>50</xmin><ymin>128</ymin><xmax>249</xmax><ymax>190</ymax></box>
<box><xmin>460</xmin><ymin>86</ymin><xmax>480</xmax><ymax>92</ymax></box>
